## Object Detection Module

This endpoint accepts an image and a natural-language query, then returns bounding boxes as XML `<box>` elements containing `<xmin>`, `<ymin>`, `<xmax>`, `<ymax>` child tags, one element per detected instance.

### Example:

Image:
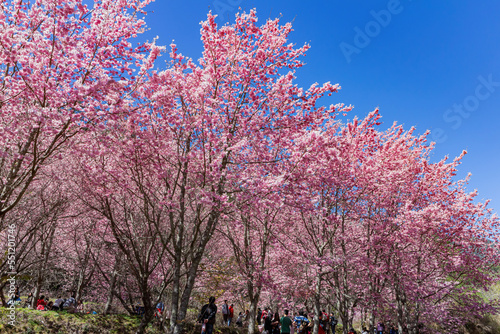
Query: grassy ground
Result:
<box><xmin>0</xmin><ymin>307</ymin><xmax>158</xmax><ymax>334</ymax></box>
<box><xmin>0</xmin><ymin>307</ymin><xmax>253</xmax><ymax>334</ymax></box>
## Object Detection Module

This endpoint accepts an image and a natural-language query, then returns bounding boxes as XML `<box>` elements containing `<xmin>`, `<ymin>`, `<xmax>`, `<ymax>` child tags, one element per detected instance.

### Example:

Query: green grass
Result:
<box><xmin>0</xmin><ymin>307</ymin><xmax>154</xmax><ymax>333</ymax></box>
<box><xmin>0</xmin><ymin>307</ymin><xmax>253</xmax><ymax>334</ymax></box>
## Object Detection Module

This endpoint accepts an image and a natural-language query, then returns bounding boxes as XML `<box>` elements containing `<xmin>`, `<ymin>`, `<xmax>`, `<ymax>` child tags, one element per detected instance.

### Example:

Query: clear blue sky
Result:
<box><xmin>138</xmin><ymin>0</ymin><xmax>500</xmax><ymax>212</ymax></box>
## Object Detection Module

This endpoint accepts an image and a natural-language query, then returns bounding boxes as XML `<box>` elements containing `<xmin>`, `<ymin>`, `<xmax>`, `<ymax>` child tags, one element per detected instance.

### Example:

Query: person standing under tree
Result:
<box><xmin>257</xmin><ymin>308</ymin><xmax>263</xmax><ymax>325</ymax></box>
<box><xmin>318</xmin><ymin>313</ymin><xmax>326</xmax><ymax>334</ymax></box>
<box><xmin>264</xmin><ymin>309</ymin><xmax>274</xmax><ymax>334</ymax></box>
<box><xmin>272</xmin><ymin>311</ymin><xmax>281</xmax><ymax>334</ymax></box>
<box><xmin>376</xmin><ymin>322</ymin><xmax>385</xmax><ymax>334</ymax></box>
<box><xmin>198</xmin><ymin>296</ymin><xmax>218</xmax><ymax>334</ymax></box>
<box><xmin>281</xmin><ymin>310</ymin><xmax>293</xmax><ymax>334</ymax></box>
<box><xmin>221</xmin><ymin>300</ymin><xmax>229</xmax><ymax>325</ymax></box>
<box><xmin>228</xmin><ymin>304</ymin><xmax>234</xmax><ymax>326</ymax></box>
<box><xmin>329</xmin><ymin>313</ymin><xmax>338</xmax><ymax>334</ymax></box>
<box><xmin>294</xmin><ymin>310</ymin><xmax>310</xmax><ymax>334</ymax></box>
<box><xmin>322</xmin><ymin>310</ymin><xmax>329</xmax><ymax>334</ymax></box>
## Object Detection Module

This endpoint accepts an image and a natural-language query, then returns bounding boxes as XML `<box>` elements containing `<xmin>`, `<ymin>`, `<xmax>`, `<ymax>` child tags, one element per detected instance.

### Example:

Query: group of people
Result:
<box><xmin>198</xmin><ymin>298</ymin><xmax>251</xmax><ymax>334</ymax></box>
<box><xmin>374</xmin><ymin>322</ymin><xmax>400</xmax><ymax>334</ymax></box>
<box><xmin>197</xmin><ymin>297</ymin><xmax>402</xmax><ymax>334</ymax></box>
<box><xmin>257</xmin><ymin>312</ymin><xmax>399</xmax><ymax>334</ymax></box>
<box><xmin>7</xmin><ymin>287</ymin><xmax>81</xmax><ymax>313</ymax></box>
<box><xmin>221</xmin><ymin>300</ymin><xmax>253</xmax><ymax>328</ymax></box>
<box><xmin>34</xmin><ymin>294</ymin><xmax>79</xmax><ymax>312</ymax></box>
<box><xmin>197</xmin><ymin>297</ymin><xmax>342</xmax><ymax>334</ymax></box>
<box><xmin>257</xmin><ymin>308</ymin><xmax>338</xmax><ymax>334</ymax></box>
<box><xmin>221</xmin><ymin>300</ymin><xmax>236</xmax><ymax>326</ymax></box>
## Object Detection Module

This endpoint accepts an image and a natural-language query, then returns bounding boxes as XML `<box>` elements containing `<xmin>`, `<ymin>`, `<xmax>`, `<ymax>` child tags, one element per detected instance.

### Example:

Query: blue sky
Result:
<box><xmin>138</xmin><ymin>0</ymin><xmax>500</xmax><ymax>212</ymax></box>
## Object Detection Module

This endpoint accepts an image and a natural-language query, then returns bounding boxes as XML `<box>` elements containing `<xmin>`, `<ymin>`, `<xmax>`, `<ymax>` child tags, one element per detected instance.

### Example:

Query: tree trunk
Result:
<box><xmin>247</xmin><ymin>281</ymin><xmax>261</xmax><ymax>334</ymax></box>
<box><xmin>31</xmin><ymin>256</ymin><xmax>45</xmax><ymax>308</ymax></box>
<box><xmin>312</xmin><ymin>269</ymin><xmax>322</xmax><ymax>334</ymax></box>
<box><xmin>169</xmin><ymin>224</ymin><xmax>183</xmax><ymax>334</ymax></box>
<box><xmin>31</xmin><ymin>225</ymin><xmax>55</xmax><ymax>308</ymax></box>
<box><xmin>112</xmin><ymin>289</ymin><xmax>135</xmax><ymax>315</ymax></box>
<box><xmin>338</xmin><ymin>301</ymin><xmax>349</xmax><ymax>334</ymax></box>
<box><xmin>347</xmin><ymin>306</ymin><xmax>355</xmax><ymax>330</ymax></box>
<box><xmin>369</xmin><ymin>306</ymin><xmax>376</xmax><ymax>334</ymax></box>
<box><xmin>396</xmin><ymin>287</ymin><xmax>406</xmax><ymax>334</ymax></box>
<box><xmin>75</xmin><ymin>267</ymin><xmax>85</xmax><ymax>303</ymax></box>
<box><xmin>104</xmin><ymin>255</ymin><xmax>121</xmax><ymax>315</ymax></box>
<box><xmin>173</xmin><ymin>246</ymin><xmax>211</xmax><ymax>334</ymax></box>
<box><xmin>169</xmin><ymin>150</ymin><xmax>226</xmax><ymax>334</ymax></box>
<box><xmin>170</xmin><ymin>210</ymin><xmax>220</xmax><ymax>334</ymax></box>
<box><xmin>0</xmin><ymin>282</ymin><xmax>7</xmax><ymax>307</ymax></box>
<box><xmin>135</xmin><ymin>281</ymin><xmax>154</xmax><ymax>334</ymax></box>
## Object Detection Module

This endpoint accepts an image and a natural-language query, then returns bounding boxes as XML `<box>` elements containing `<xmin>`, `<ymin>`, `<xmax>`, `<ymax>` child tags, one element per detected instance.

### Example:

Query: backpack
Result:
<box><xmin>200</xmin><ymin>304</ymin><xmax>216</xmax><ymax>324</ymax></box>
<box><xmin>299</xmin><ymin>319</ymin><xmax>310</xmax><ymax>334</ymax></box>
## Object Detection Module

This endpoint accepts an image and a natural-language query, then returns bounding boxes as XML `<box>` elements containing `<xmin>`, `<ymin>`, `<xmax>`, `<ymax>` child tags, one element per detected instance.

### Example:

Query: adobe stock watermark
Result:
<box><xmin>339</xmin><ymin>0</ymin><xmax>413</xmax><ymax>63</ymax></box>
<box><xmin>432</xmin><ymin>74</ymin><xmax>500</xmax><ymax>144</ymax></box>
<box><xmin>212</xmin><ymin>0</ymin><xmax>242</xmax><ymax>25</ymax></box>
<box><xmin>5</xmin><ymin>223</ymin><xmax>17</xmax><ymax>326</ymax></box>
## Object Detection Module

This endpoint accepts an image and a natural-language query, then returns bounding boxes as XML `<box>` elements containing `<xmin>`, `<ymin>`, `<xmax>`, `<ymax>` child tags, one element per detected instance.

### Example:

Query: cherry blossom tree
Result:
<box><xmin>135</xmin><ymin>10</ymin><xmax>342</xmax><ymax>334</ymax></box>
<box><xmin>0</xmin><ymin>0</ymin><xmax>159</xmax><ymax>225</ymax></box>
<box><xmin>216</xmin><ymin>190</ymin><xmax>293</xmax><ymax>334</ymax></box>
<box><xmin>278</xmin><ymin>109</ymin><xmax>500</xmax><ymax>333</ymax></box>
<box><xmin>0</xmin><ymin>170</ymin><xmax>71</xmax><ymax>307</ymax></box>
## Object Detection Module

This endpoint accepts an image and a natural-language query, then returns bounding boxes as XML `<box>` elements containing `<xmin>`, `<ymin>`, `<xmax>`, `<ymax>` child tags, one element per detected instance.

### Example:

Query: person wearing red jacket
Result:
<box><xmin>228</xmin><ymin>304</ymin><xmax>234</xmax><ymax>326</ymax></box>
